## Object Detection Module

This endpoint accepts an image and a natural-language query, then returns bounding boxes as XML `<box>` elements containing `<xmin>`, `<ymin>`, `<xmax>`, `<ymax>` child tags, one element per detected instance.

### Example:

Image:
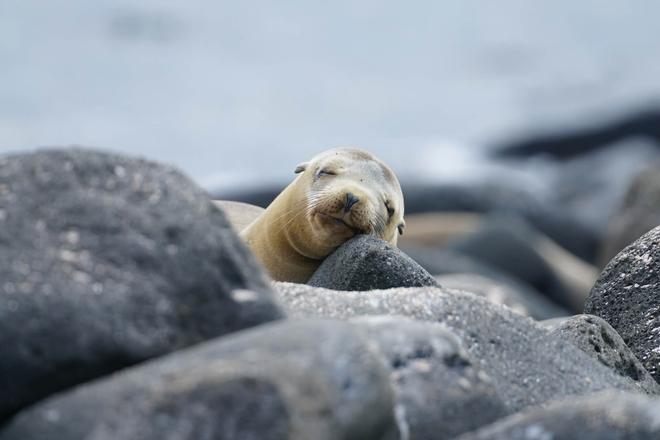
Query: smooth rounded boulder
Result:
<box><xmin>0</xmin><ymin>320</ymin><xmax>398</xmax><ymax>440</ymax></box>
<box><xmin>0</xmin><ymin>149</ymin><xmax>284</xmax><ymax>420</ymax></box>
<box><xmin>585</xmin><ymin>225</ymin><xmax>660</xmax><ymax>382</ymax></box>
<box><xmin>307</xmin><ymin>235</ymin><xmax>438</xmax><ymax>291</ymax></box>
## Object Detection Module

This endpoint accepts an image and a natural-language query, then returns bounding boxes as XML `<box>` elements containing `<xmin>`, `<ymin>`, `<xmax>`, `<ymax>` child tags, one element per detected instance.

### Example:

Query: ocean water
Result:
<box><xmin>1</xmin><ymin>0</ymin><xmax>660</xmax><ymax>192</ymax></box>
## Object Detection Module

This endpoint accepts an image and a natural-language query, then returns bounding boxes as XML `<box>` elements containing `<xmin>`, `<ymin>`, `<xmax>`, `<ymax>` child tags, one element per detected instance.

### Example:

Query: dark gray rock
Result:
<box><xmin>548</xmin><ymin>139</ymin><xmax>660</xmax><ymax>241</ymax></box>
<box><xmin>436</xmin><ymin>273</ymin><xmax>567</xmax><ymax>320</ymax></box>
<box><xmin>494</xmin><ymin>107</ymin><xmax>660</xmax><ymax>160</ymax></box>
<box><xmin>585</xmin><ymin>225</ymin><xmax>660</xmax><ymax>382</ymax></box>
<box><xmin>600</xmin><ymin>164</ymin><xmax>660</xmax><ymax>266</ymax></box>
<box><xmin>274</xmin><ymin>283</ymin><xmax>645</xmax><ymax>413</ymax></box>
<box><xmin>402</xmin><ymin>245</ymin><xmax>570</xmax><ymax>319</ymax></box>
<box><xmin>400</xmin><ymin>182</ymin><xmax>599</xmax><ymax>263</ymax></box>
<box><xmin>444</xmin><ymin>216</ymin><xmax>579</xmax><ymax>311</ymax></box>
<box><xmin>307</xmin><ymin>235</ymin><xmax>438</xmax><ymax>291</ymax></box>
<box><xmin>457</xmin><ymin>391</ymin><xmax>660</xmax><ymax>440</ymax></box>
<box><xmin>540</xmin><ymin>315</ymin><xmax>659</xmax><ymax>394</ymax></box>
<box><xmin>0</xmin><ymin>320</ymin><xmax>398</xmax><ymax>440</ymax></box>
<box><xmin>351</xmin><ymin>316</ymin><xmax>507</xmax><ymax>439</ymax></box>
<box><xmin>0</xmin><ymin>149</ymin><xmax>284</xmax><ymax>420</ymax></box>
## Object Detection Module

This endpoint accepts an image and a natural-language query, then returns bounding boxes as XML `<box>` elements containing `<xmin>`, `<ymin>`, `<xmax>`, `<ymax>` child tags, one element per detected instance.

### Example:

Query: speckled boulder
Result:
<box><xmin>585</xmin><ymin>225</ymin><xmax>660</xmax><ymax>382</ymax></box>
<box><xmin>457</xmin><ymin>392</ymin><xmax>660</xmax><ymax>440</ymax></box>
<box><xmin>0</xmin><ymin>149</ymin><xmax>284</xmax><ymax>420</ymax></box>
<box><xmin>275</xmin><ymin>283</ymin><xmax>644</xmax><ymax>413</ymax></box>
<box><xmin>540</xmin><ymin>315</ymin><xmax>659</xmax><ymax>394</ymax></box>
<box><xmin>0</xmin><ymin>320</ymin><xmax>398</xmax><ymax>440</ymax></box>
<box><xmin>308</xmin><ymin>235</ymin><xmax>438</xmax><ymax>290</ymax></box>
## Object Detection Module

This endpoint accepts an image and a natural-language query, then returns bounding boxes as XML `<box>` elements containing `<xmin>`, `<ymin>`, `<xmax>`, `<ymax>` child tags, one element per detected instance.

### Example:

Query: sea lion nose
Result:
<box><xmin>344</xmin><ymin>192</ymin><xmax>360</xmax><ymax>212</ymax></box>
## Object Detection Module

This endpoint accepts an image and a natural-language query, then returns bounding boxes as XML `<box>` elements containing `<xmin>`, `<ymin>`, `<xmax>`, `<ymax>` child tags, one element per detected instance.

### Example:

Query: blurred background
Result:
<box><xmin>2</xmin><ymin>0</ymin><xmax>660</xmax><ymax>311</ymax></box>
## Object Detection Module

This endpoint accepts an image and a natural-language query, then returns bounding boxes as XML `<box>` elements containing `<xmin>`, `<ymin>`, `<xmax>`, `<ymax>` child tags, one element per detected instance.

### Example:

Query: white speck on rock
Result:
<box><xmin>231</xmin><ymin>289</ymin><xmax>258</xmax><ymax>302</ymax></box>
<box><xmin>411</xmin><ymin>359</ymin><xmax>432</xmax><ymax>373</ymax></box>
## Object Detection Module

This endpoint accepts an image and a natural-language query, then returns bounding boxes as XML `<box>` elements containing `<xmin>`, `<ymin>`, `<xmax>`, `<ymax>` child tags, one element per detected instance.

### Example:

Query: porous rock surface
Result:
<box><xmin>586</xmin><ymin>225</ymin><xmax>660</xmax><ymax>382</ymax></box>
<box><xmin>457</xmin><ymin>391</ymin><xmax>660</xmax><ymax>440</ymax></box>
<box><xmin>540</xmin><ymin>314</ymin><xmax>659</xmax><ymax>394</ymax></box>
<box><xmin>308</xmin><ymin>235</ymin><xmax>438</xmax><ymax>291</ymax></box>
<box><xmin>350</xmin><ymin>316</ymin><xmax>507</xmax><ymax>439</ymax></box>
<box><xmin>274</xmin><ymin>283</ymin><xmax>645</xmax><ymax>413</ymax></box>
<box><xmin>0</xmin><ymin>149</ymin><xmax>284</xmax><ymax>420</ymax></box>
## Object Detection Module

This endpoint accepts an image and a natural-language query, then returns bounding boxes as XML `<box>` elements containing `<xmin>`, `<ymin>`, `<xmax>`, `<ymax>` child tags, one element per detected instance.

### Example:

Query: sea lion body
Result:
<box><xmin>241</xmin><ymin>148</ymin><xmax>405</xmax><ymax>283</ymax></box>
<box><xmin>213</xmin><ymin>200</ymin><xmax>265</xmax><ymax>233</ymax></box>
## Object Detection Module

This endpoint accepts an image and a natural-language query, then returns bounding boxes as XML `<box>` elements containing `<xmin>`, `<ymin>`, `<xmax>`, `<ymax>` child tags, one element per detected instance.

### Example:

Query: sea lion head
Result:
<box><xmin>286</xmin><ymin>148</ymin><xmax>405</xmax><ymax>258</ymax></box>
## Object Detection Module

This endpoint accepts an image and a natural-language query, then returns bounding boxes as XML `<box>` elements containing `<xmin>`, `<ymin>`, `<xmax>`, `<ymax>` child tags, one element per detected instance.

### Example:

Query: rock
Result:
<box><xmin>436</xmin><ymin>273</ymin><xmax>567</xmax><ymax>320</ymax></box>
<box><xmin>274</xmin><ymin>283</ymin><xmax>646</xmax><ymax>413</ymax></box>
<box><xmin>401</xmin><ymin>182</ymin><xmax>599</xmax><ymax>263</ymax></box>
<box><xmin>493</xmin><ymin>107</ymin><xmax>660</xmax><ymax>159</ymax></box>
<box><xmin>401</xmin><ymin>245</ymin><xmax>547</xmax><ymax>303</ymax></box>
<box><xmin>402</xmin><ymin>212</ymin><xmax>599</xmax><ymax>312</ymax></box>
<box><xmin>444</xmin><ymin>216</ymin><xmax>584</xmax><ymax>312</ymax></box>
<box><xmin>457</xmin><ymin>391</ymin><xmax>660</xmax><ymax>440</ymax></box>
<box><xmin>0</xmin><ymin>149</ymin><xmax>284</xmax><ymax>420</ymax></box>
<box><xmin>307</xmin><ymin>235</ymin><xmax>438</xmax><ymax>291</ymax></box>
<box><xmin>398</xmin><ymin>212</ymin><xmax>484</xmax><ymax>249</ymax></box>
<box><xmin>548</xmin><ymin>139</ymin><xmax>660</xmax><ymax>241</ymax></box>
<box><xmin>351</xmin><ymin>316</ymin><xmax>507</xmax><ymax>439</ymax></box>
<box><xmin>585</xmin><ymin>225</ymin><xmax>660</xmax><ymax>382</ymax></box>
<box><xmin>540</xmin><ymin>315</ymin><xmax>659</xmax><ymax>394</ymax></box>
<box><xmin>600</xmin><ymin>164</ymin><xmax>660</xmax><ymax>266</ymax></box>
<box><xmin>0</xmin><ymin>320</ymin><xmax>398</xmax><ymax>440</ymax></box>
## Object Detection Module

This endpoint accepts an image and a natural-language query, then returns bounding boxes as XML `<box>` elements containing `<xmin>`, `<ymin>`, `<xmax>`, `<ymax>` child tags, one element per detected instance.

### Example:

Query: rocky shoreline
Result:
<box><xmin>2</xmin><ymin>148</ymin><xmax>660</xmax><ymax>439</ymax></box>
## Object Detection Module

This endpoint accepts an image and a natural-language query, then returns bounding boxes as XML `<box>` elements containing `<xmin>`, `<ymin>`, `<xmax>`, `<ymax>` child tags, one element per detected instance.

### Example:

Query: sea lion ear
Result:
<box><xmin>397</xmin><ymin>222</ymin><xmax>405</xmax><ymax>236</ymax></box>
<box><xmin>294</xmin><ymin>163</ymin><xmax>308</xmax><ymax>174</ymax></box>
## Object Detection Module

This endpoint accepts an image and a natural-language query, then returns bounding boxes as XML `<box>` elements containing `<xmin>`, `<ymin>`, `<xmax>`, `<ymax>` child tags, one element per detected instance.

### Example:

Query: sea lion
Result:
<box><xmin>213</xmin><ymin>200</ymin><xmax>265</xmax><ymax>233</ymax></box>
<box><xmin>240</xmin><ymin>148</ymin><xmax>405</xmax><ymax>283</ymax></box>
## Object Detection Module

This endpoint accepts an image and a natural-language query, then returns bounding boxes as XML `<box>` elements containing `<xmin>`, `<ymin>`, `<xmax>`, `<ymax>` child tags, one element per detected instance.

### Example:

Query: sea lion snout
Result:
<box><xmin>344</xmin><ymin>192</ymin><xmax>360</xmax><ymax>212</ymax></box>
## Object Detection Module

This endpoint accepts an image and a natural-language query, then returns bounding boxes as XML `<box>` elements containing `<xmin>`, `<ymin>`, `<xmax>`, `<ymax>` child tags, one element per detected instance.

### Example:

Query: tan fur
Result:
<box><xmin>213</xmin><ymin>200</ymin><xmax>265</xmax><ymax>233</ymax></box>
<box><xmin>241</xmin><ymin>148</ymin><xmax>405</xmax><ymax>283</ymax></box>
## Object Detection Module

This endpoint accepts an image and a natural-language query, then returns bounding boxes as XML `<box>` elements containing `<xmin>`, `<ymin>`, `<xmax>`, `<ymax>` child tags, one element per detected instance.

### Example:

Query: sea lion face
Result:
<box><xmin>291</xmin><ymin>148</ymin><xmax>405</xmax><ymax>254</ymax></box>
